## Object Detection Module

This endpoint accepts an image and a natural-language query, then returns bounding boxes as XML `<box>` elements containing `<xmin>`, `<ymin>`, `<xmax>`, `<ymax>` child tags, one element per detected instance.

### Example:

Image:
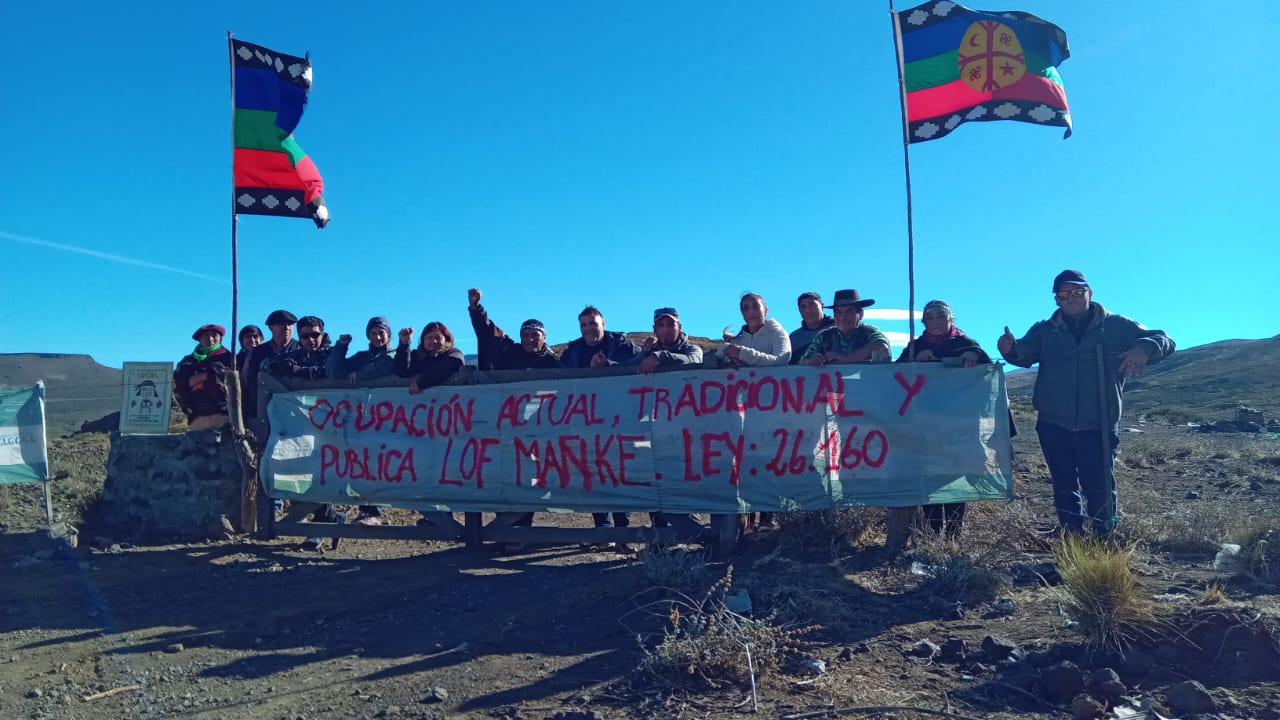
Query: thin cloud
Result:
<box><xmin>0</xmin><ymin>229</ymin><xmax>228</xmax><ymax>284</ymax></box>
<box><xmin>883</xmin><ymin>330</ymin><xmax>912</xmax><ymax>346</ymax></box>
<box><xmin>864</xmin><ymin>308</ymin><xmax>923</xmax><ymax>321</ymax></box>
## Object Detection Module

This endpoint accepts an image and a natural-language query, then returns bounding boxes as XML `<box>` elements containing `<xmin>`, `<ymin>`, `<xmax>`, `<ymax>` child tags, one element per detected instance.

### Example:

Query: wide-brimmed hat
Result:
<box><xmin>825</xmin><ymin>289</ymin><xmax>875</xmax><ymax>309</ymax></box>
<box><xmin>192</xmin><ymin>323</ymin><xmax>226</xmax><ymax>341</ymax></box>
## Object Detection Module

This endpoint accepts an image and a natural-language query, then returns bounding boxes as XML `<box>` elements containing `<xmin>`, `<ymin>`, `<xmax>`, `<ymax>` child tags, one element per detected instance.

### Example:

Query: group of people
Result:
<box><xmin>173</xmin><ymin>269</ymin><xmax>1174</xmax><ymax>544</ymax></box>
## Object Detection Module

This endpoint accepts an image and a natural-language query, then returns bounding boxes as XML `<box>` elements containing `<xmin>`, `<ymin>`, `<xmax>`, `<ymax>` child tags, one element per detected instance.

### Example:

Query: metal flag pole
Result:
<box><xmin>228</xmin><ymin>30</ymin><xmax>240</xmax><ymax>361</ymax></box>
<box><xmin>889</xmin><ymin>1</ymin><xmax>917</xmax><ymax>359</ymax></box>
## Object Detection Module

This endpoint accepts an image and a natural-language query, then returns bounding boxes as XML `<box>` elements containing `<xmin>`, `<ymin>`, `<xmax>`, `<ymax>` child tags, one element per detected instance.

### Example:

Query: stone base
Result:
<box><xmin>101</xmin><ymin>429</ymin><xmax>243</xmax><ymax>542</ymax></box>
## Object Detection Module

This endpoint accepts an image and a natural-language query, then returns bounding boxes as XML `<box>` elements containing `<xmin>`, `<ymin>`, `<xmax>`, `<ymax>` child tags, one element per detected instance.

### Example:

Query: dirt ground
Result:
<box><xmin>3</xmin><ymin>407</ymin><xmax>1280</xmax><ymax>720</ymax></box>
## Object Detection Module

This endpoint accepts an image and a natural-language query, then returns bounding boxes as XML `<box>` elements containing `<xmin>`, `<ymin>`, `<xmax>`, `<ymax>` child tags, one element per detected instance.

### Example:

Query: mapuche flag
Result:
<box><xmin>231</xmin><ymin>39</ymin><xmax>329</xmax><ymax>228</ymax></box>
<box><xmin>894</xmin><ymin>1</ymin><xmax>1071</xmax><ymax>143</ymax></box>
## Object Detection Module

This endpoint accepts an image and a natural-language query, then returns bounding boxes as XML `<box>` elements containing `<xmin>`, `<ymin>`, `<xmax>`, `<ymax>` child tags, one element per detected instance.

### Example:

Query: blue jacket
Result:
<box><xmin>1000</xmin><ymin>302</ymin><xmax>1174</xmax><ymax>432</ymax></box>
<box><xmin>560</xmin><ymin>331</ymin><xmax>642</xmax><ymax>369</ymax></box>
<box><xmin>328</xmin><ymin>341</ymin><xmax>396</xmax><ymax>381</ymax></box>
<box><xmin>789</xmin><ymin>317</ymin><xmax>835</xmax><ymax>365</ymax></box>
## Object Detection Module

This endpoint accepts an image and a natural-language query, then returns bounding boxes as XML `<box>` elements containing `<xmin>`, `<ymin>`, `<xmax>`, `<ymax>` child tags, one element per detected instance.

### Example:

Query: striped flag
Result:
<box><xmin>231</xmin><ymin>39</ymin><xmax>330</xmax><ymax>228</ymax></box>
<box><xmin>895</xmin><ymin>1</ymin><xmax>1071</xmax><ymax>143</ymax></box>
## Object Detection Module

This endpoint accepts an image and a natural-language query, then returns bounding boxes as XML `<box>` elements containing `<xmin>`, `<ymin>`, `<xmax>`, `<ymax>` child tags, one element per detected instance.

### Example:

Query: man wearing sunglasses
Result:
<box><xmin>268</xmin><ymin>316</ymin><xmax>332</xmax><ymax>380</ymax></box>
<box><xmin>998</xmin><ymin>270</ymin><xmax>1174</xmax><ymax>536</ymax></box>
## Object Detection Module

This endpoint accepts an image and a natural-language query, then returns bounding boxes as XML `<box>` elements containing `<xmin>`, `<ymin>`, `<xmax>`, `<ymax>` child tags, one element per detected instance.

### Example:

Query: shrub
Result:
<box><xmin>777</xmin><ymin>506</ymin><xmax>882</xmax><ymax>555</ymax></box>
<box><xmin>638</xmin><ymin>566</ymin><xmax>817</xmax><ymax>689</ymax></box>
<box><xmin>636</xmin><ymin>544</ymin><xmax>712</xmax><ymax>597</ymax></box>
<box><xmin>1053</xmin><ymin>534</ymin><xmax>1168</xmax><ymax>650</ymax></box>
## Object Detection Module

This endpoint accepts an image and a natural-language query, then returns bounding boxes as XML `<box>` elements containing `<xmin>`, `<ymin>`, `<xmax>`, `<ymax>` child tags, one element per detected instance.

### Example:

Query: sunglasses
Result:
<box><xmin>1054</xmin><ymin>288</ymin><xmax>1088</xmax><ymax>301</ymax></box>
<box><xmin>299</xmin><ymin>331</ymin><xmax>323</xmax><ymax>339</ymax></box>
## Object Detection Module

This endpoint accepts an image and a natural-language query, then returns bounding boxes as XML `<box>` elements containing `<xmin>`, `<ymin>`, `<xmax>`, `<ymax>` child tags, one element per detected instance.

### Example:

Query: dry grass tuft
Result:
<box><xmin>1200</xmin><ymin>581</ymin><xmax>1229</xmax><ymax>605</ymax></box>
<box><xmin>636</xmin><ymin>544</ymin><xmax>712</xmax><ymax>597</ymax></box>
<box><xmin>1230</xmin><ymin>523</ymin><xmax>1280</xmax><ymax>589</ymax></box>
<box><xmin>637</xmin><ymin>566</ymin><xmax>818</xmax><ymax>689</ymax></box>
<box><xmin>777</xmin><ymin>506</ymin><xmax>883</xmax><ymax>555</ymax></box>
<box><xmin>1053</xmin><ymin>534</ymin><xmax>1169</xmax><ymax>650</ymax></box>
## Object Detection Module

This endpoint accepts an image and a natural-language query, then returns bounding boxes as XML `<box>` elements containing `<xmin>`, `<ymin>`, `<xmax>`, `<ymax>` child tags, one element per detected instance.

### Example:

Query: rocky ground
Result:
<box><xmin>2</xmin><ymin>401</ymin><xmax>1280</xmax><ymax>720</ymax></box>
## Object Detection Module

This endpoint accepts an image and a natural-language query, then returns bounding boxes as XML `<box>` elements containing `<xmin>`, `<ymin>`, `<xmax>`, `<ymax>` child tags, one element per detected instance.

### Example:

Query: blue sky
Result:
<box><xmin>1</xmin><ymin>1</ymin><xmax>1275</xmax><ymax>370</ymax></box>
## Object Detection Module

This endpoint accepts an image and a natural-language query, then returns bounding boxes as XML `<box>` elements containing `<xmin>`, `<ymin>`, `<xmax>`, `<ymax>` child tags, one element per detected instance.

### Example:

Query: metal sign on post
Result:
<box><xmin>120</xmin><ymin>362</ymin><xmax>174</xmax><ymax>434</ymax></box>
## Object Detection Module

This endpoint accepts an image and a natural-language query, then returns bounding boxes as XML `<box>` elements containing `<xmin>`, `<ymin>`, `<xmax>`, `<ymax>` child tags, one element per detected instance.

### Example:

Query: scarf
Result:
<box><xmin>917</xmin><ymin>326</ymin><xmax>963</xmax><ymax>349</ymax></box>
<box><xmin>192</xmin><ymin>343</ymin><xmax>222</xmax><ymax>362</ymax></box>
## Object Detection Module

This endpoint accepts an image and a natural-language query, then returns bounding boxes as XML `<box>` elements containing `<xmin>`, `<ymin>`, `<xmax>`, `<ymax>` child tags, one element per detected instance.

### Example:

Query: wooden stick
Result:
<box><xmin>225</xmin><ymin>371</ymin><xmax>258</xmax><ymax>534</ymax></box>
<box><xmin>82</xmin><ymin>685</ymin><xmax>140</xmax><ymax>702</ymax></box>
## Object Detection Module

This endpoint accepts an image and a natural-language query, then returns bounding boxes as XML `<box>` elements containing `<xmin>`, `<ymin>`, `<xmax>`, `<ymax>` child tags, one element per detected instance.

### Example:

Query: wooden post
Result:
<box><xmin>464</xmin><ymin>512</ymin><xmax>482</xmax><ymax>550</ymax></box>
<box><xmin>225</xmin><ymin>371</ymin><xmax>259</xmax><ymax>535</ymax></box>
<box><xmin>885</xmin><ymin>506</ymin><xmax>913</xmax><ymax>552</ymax></box>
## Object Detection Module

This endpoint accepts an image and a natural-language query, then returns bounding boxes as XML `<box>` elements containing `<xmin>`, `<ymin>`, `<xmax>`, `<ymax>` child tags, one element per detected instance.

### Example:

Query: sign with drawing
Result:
<box><xmin>120</xmin><ymin>362</ymin><xmax>173</xmax><ymax>434</ymax></box>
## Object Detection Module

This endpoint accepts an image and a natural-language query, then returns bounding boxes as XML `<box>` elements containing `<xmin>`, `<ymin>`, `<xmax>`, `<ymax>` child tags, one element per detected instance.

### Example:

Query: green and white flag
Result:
<box><xmin>0</xmin><ymin>382</ymin><xmax>50</xmax><ymax>484</ymax></box>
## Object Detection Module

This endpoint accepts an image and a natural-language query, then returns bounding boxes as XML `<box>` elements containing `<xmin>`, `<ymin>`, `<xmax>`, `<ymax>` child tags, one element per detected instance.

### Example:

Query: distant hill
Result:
<box><xmin>0</xmin><ymin>353</ymin><xmax>123</xmax><ymax>435</ymax></box>
<box><xmin>1002</xmin><ymin>335</ymin><xmax>1280</xmax><ymax>424</ymax></box>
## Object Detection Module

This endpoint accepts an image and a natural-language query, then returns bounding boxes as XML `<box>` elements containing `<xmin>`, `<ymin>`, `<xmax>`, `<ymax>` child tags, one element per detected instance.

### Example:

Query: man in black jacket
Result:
<box><xmin>467</xmin><ymin>288</ymin><xmax>560</xmax><ymax>371</ymax></box>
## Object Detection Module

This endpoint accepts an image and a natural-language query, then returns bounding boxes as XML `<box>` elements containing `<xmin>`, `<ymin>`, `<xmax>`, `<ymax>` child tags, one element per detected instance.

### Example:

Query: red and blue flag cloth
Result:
<box><xmin>894</xmin><ymin>1</ymin><xmax>1071</xmax><ymax>143</ymax></box>
<box><xmin>231</xmin><ymin>39</ymin><xmax>329</xmax><ymax>228</ymax></box>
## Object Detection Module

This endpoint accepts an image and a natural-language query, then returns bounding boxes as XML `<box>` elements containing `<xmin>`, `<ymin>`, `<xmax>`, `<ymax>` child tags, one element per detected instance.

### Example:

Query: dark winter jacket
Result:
<box><xmin>468</xmin><ymin>304</ymin><xmax>561</xmax><ymax>371</ymax></box>
<box><xmin>895</xmin><ymin>329</ymin><xmax>991</xmax><ymax>364</ymax></box>
<box><xmin>1000</xmin><ymin>302</ymin><xmax>1174</xmax><ymax>432</ymax></box>
<box><xmin>173</xmin><ymin>347</ymin><xmax>234</xmax><ymax>419</ymax></box>
<box><xmin>394</xmin><ymin>344</ymin><xmax>465</xmax><ymax>388</ymax></box>
<box><xmin>560</xmin><ymin>331</ymin><xmax>642</xmax><ymax>369</ymax></box>
<box><xmin>625</xmin><ymin>332</ymin><xmax>703</xmax><ymax>369</ymax></box>
<box><xmin>240</xmin><ymin>339</ymin><xmax>300</xmax><ymax>419</ymax></box>
<box><xmin>269</xmin><ymin>343</ymin><xmax>333</xmax><ymax>381</ymax></box>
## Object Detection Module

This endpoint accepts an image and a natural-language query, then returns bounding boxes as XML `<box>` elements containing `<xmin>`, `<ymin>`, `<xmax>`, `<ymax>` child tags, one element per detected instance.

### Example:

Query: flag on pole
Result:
<box><xmin>0</xmin><ymin>383</ymin><xmax>50</xmax><ymax>485</ymax></box>
<box><xmin>894</xmin><ymin>1</ymin><xmax>1071</xmax><ymax>143</ymax></box>
<box><xmin>231</xmin><ymin>39</ymin><xmax>330</xmax><ymax>228</ymax></box>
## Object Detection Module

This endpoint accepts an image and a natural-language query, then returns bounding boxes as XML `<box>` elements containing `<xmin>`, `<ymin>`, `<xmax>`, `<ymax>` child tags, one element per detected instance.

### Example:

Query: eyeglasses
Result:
<box><xmin>299</xmin><ymin>331</ymin><xmax>323</xmax><ymax>339</ymax></box>
<box><xmin>1054</xmin><ymin>288</ymin><xmax>1088</xmax><ymax>301</ymax></box>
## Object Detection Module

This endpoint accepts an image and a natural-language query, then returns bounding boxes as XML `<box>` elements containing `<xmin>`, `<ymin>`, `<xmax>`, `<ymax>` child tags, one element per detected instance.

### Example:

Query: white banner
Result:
<box><xmin>263</xmin><ymin>364</ymin><xmax>1013</xmax><ymax>513</ymax></box>
<box><xmin>0</xmin><ymin>382</ymin><xmax>50</xmax><ymax>485</ymax></box>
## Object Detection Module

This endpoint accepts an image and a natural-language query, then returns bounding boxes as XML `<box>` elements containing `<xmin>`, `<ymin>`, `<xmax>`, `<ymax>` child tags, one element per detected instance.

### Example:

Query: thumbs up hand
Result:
<box><xmin>997</xmin><ymin>326</ymin><xmax>1016</xmax><ymax>355</ymax></box>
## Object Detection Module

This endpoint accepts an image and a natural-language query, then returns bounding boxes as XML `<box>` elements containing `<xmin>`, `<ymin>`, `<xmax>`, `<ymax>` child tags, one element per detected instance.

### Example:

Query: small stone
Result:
<box><xmin>981</xmin><ymin>634</ymin><xmax>1018</xmax><ymax>662</ymax></box>
<box><xmin>992</xmin><ymin>598</ymin><xmax>1017</xmax><ymax>615</ymax></box>
<box><xmin>1071</xmin><ymin>693</ymin><xmax>1106</xmax><ymax>720</ymax></box>
<box><xmin>1092</xmin><ymin>667</ymin><xmax>1127</xmax><ymax>699</ymax></box>
<box><xmin>1186</xmin><ymin>491</ymin><xmax>1201</xmax><ymax>500</ymax></box>
<box><xmin>1166</xmin><ymin>680</ymin><xmax>1216</xmax><ymax>715</ymax></box>
<box><xmin>423</xmin><ymin>686</ymin><xmax>448</xmax><ymax>703</ymax></box>
<box><xmin>939</xmin><ymin>638</ymin><xmax>966</xmax><ymax>664</ymax></box>
<box><xmin>908</xmin><ymin>639</ymin><xmax>940</xmax><ymax>658</ymax></box>
<box><xmin>27</xmin><ymin>688</ymin><xmax>43</xmax><ymax>699</ymax></box>
<box><xmin>837</xmin><ymin>647</ymin><xmax>854</xmax><ymax>661</ymax></box>
<box><xmin>164</xmin><ymin>643</ymin><xmax>184</xmax><ymax>654</ymax></box>
<box><xmin>1041</xmin><ymin>661</ymin><xmax>1085</xmax><ymax>703</ymax></box>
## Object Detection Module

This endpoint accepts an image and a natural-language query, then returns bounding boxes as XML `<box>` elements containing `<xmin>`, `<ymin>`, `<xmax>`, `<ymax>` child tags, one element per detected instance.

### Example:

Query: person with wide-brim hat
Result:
<box><xmin>174</xmin><ymin>323</ymin><xmax>234</xmax><ymax>431</ymax></box>
<box><xmin>797</xmin><ymin>289</ymin><xmax>891</xmax><ymax>365</ymax></box>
